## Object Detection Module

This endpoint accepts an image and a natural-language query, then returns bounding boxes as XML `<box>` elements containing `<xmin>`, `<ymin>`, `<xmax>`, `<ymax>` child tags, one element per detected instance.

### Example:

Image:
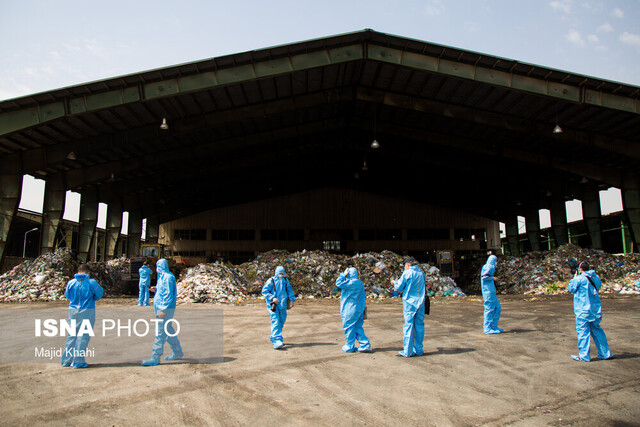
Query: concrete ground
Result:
<box><xmin>1</xmin><ymin>295</ymin><xmax>639</xmax><ymax>426</ymax></box>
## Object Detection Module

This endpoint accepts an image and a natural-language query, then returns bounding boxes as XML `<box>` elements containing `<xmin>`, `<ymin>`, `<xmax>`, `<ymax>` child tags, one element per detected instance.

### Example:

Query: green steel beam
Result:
<box><xmin>3</xmin><ymin>39</ymin><xmax>638</xmax><ymax>139</ymax></box>
<box><xmin>357</xmin><ymin>88</ymin><xmax>640</xmax><ymax>161</ymax></box>
<box><xmin>366</xmin><ymin>45</ymin><xmax>639</xmax><ymax>114</ymax></box>
<box><xmin>11</xmin><ymin>90</ymin><xmax>349</xmax><ymax>178</ymax></box>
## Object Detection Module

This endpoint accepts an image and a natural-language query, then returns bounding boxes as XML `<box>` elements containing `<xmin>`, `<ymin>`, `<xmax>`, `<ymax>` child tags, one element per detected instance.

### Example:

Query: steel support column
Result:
<box><xmin>146</xmin><ymin>217</ymin><xmax>159</xmax><ymax>244</ymax></box>
<box><xmin>105</xmin><ymin>203</ymin><xmax>122</xmax><ymax>260</ymax></box>
<box><xmin>127</xmin><ymin>211</ymin><xmax>142</xmax><ymax>257</ymax></box>
<box><xmin>0</xmin><ymin>173</ymin><xmax>23</xmax><ymax>267</ymax></box>
<box><xmin>622</xmin><ymin>175</ymin><xmax>640</xmax><ymax>252</ymax></box>
<box><xmin>550</xmin><ymin>198</ymin><xmax>569</xmax><ymax>246</ymax></box>
<box><xmin>582</xmin><ymin>189</ymin><xmax>603</xmax><ymax>249</ymax></box>
<box><xmin>506</xmin><ymin>218</ymin><xmax>520</xmax><ymax>256</ymax></box>
<box><xmin>525</xmin><ymin>209</ymin><xmax>541</xmax><ymax>252</ymax></box>
<box><xmin>40</xmin><ymin>175</ymin><xmax>66</xmax><ymax>254</ymax></box>
<box><xmin>78</xmin><ymin>189</ymin><xmax>98</xmax><ymax>263</ymax></box>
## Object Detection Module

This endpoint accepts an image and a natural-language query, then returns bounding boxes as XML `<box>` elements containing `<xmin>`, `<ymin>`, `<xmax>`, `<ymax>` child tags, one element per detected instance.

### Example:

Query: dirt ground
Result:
<box><xmin>1</xmin><ymin>294</ymin><xmax>639</xmax><ymax>426</ymax></box>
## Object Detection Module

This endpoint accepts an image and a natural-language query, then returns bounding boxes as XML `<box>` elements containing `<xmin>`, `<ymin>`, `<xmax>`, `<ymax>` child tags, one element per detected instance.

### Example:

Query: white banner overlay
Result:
<box><xmin>0</xmin><ymin>307</ymin><xmax>223</xmax><ymax>364</ymax></box>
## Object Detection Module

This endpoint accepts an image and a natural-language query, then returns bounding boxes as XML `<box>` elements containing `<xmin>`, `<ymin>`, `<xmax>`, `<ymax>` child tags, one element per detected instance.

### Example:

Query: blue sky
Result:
<box><xmin>2</xmin><ymin>0</ymin><xmax>637</xmax><ymax>231</ymax></box>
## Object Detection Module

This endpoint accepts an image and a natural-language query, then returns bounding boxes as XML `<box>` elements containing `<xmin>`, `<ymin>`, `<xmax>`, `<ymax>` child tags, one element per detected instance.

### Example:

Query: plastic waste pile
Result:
<box><xmin>0</xmin><ymin>248</ymin><xmax>77</xmax><ymax>302</ymax></box>
<box><xmin>103</xmin><ymin>257</ymin><xmax>131</xmax><ymax>296</ymax></box>
<box><xmin>463</xmin><ymin>244</ymin><xmax>640</xmax><ymax>295</ymax></box>
<box><xmin>176</xmin><ymin>262</ymin><xmax>247</xmax><ymax>303</ymax></box>
<box><xmin>237</xmin><ymin>249</ymin><xmax>464</xmax><ymax>298</ymax></box>
<box><xmin>238</xmin><ymin>249</ymin><xmax>345</xmax><ymax>297</ymax></box>
<box><xmin>0</xmin><ymin>248</ymin><xmax>130</xmax><ymax>302</ymax></box>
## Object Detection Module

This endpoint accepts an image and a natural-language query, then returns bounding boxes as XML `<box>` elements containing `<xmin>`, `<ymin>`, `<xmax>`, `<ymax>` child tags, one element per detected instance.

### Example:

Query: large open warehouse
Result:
<box><xmin>1</xmin><ymin>29</ymin><xmax>639</xmax><ymax>267</ymax></box>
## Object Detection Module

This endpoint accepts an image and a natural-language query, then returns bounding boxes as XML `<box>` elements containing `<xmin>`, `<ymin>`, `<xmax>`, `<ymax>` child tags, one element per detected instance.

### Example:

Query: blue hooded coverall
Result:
<box><xmin>481</xmin><ymin>255</ymin><xmax>503</xmax><ymax>334</ymax></box>
<box><xmin>142</xmin><ymin>259</ymin><xmax>183</xmax><ymax>365</ymax></box>
<box><xmin>61</xmin><ymin>273</ymin><xmax>104</xmax><ymax>368</ymax></box>
<box><xmin>394</xmin><ymin>265</ymin><xmax>426</xmax><ymax>357</ymax></box>
<box><xmin>568</xmin><ymin>269</ymin><xmax>613</xmax><ymax>361</ymax></box>
<box><xmin>335</xmin><ymin>267</ymin><xmax>371</xmax><ymax>353</ymax></box>
<box><xmin>138</xmin><ymin>264</ymin><xmax>152</xmax><ymax>306</ymax></box>
<box><xmin>261</xmin><ymin>266</ymin><xmax>295</xmax><ymax>349</ymax></box>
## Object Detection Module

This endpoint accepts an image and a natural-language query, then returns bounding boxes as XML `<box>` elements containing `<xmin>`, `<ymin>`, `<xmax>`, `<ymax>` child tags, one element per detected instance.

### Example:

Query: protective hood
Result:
<box><xmin>74</xmin><ymin>273</ymin><xmax>90</xmax><ymax>280</ymax></box>
<box><xmin>156</xmin><ymin>258</ymin><xmax>170</xmax><ymax>274</ymax></box>
<box><xmin>275</xmin><ymin>266</ymin><xmax>285</xmax><ymax>276</ymax></box>
<box><xmin>487</xmin><ymin>255</ymin><xmax>497</xmax><ymax>266</ymax></box>
<box><xmin>347</xmin><ymin>267</ymin><xmax>358</xmax><ymax>279</ymax></box>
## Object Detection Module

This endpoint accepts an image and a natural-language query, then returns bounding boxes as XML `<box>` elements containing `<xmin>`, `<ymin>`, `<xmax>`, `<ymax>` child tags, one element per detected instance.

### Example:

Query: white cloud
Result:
<box><xmin>597</xmin><ymin>22</ymin><xmax>614</xmax><ymax>33</ymax></box>
<box><xmin>63</xmin><ymin>41</ymin><xmax>81</xmax><ymax>52</ymax></box>
<box><xmin>464</xmin><ymin>22</ymin><xmax>479</xmax><ymax>33</ymax></box>
<box><xmin>425</xmin><ymin>0</ymin><xmax>445</xmax><ymax>15</ymax></box>
<box><xmin>0</xmin><ymin>81</ymin><xmax>35</xmax><ymax>101</ymax></box>
<box><xmin>620</xmin><ymin>32</ymin><xmax>640</xmax><ymax>47</ymax></box>
<box><xmin>565</xmin><ymin>29</ymin><xmax>585</xmax><ymax>47</ymax></box>
<box><xmin>611</xmin><ymin>7</ymin><xmax>624</xmax><ymax>18</ymax></box>
<box><xmin>587</xmin><ymin>34</ymin><xmax>599</xmax><ymax>42</ymax></box>
<box><xmin>83</xmin><ymin>38</ymin><xmax>104</xmax><ymax>55</ymax></box>
<box><xmin>550</xmin><ymin>0</ymin><xmax>571</xmax><ymax>13</ymax></box>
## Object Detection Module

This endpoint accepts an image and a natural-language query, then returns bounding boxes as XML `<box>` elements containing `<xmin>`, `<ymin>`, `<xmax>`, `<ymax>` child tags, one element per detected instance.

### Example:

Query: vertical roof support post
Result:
<box><xmin>127</xmin><ymin>211</ymin><xmax>143</xmax><ymax>258</ymax></box>
<box><xmin>146</xmin><ymin>217</ymin><xmax>159</xmax><ymax>244</ymax></box>
<box><xmin>505</xmin><ymin>218</ymin><xmax>520</xmax><ymax>256</ymax></box>
<box><xmin>550</xmin><ymin>198</ymin><xmax>569</xmax><ymax>246</ymax></box>
<box><xmin>0</xmin><ymin>171</ymin><xmax>23</xmax><ymax>267</ymax></box>
<box><xmin>622</xmin><ymin>174</ymin><xmax>640</xmax><ymax>253</ymax></box>
<box><xmin>525</xmin><ymin>208</ymin><xmax>541</xmax><ymax>252</ymax></box>
<box><xmin>582</xmin><ymin>188</ymin><xmax>603</xmax><ymax>249</ymax></box>
<box><xmin>105</xmin><ymin>203</ymin><xmax>122</xmax><ymax>260</ymax></box>
<box><xmin>77</xmin><ymin>189</ymin><xmax>98</xmax><ymax>263</ymax></box>
<box><xmin>40</xmin><ymin>174</ymin><xmax>66</xmax><ymax>255</ymax></box>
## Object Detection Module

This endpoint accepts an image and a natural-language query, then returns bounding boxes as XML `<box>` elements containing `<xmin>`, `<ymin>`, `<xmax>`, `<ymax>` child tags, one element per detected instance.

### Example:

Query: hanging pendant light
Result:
<box><xmin>371</xmin><ymin>108</ymin><xmax>380</xmax><ymax>148</ymax></box>
<box><xmin>553</xmin><ymin>109</ymin><xmax>562</xmax><ymax>134</ymax></box>
<box><xmin>160</xmin><ymin>117</ymin><xmax>169</xmax><ymax>130</ymax></box>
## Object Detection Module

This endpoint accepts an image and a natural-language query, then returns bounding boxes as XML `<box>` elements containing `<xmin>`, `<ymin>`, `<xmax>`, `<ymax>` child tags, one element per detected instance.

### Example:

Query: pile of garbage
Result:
<box><xmin>176</xmin><ymin>263</ymin><xmax>247</xmax><ymax>303</ymax></box>
<box><xmin>0</xmin><ymin>248</ymin><xmax>77</xmax><ymax>301</ymax></box>
<box><xmin>0</xmin><ymin>248</ymin><xmax>129</xmax><ymax>302</ymax></box>
<box><xmin>463</xmin><ymin>244</ymin><xmax>640</xmax><ymax>295</ymax></box>
<box><xmin>237</xmin><ymin>249</ymin><xmax>465</xmax><ymax>298</ymax></box>
<box><xmin>103</xmin><ymin>257</ymin><xmax>131</xmax><ymax>295</ymax></box>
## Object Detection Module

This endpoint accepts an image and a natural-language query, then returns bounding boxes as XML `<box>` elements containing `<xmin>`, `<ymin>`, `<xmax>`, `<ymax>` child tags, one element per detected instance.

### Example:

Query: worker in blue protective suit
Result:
<box><xmin>138</xmin><ymin>260</ymin><xmax>152</xmax><ymax>306</ymax></box>
<box><xmin>335</xmin><ymin>267</ymin><xmax>371</xmax><ymax>353</ymax></box>
<box><xmin>61</xmin><ymin>264</ymin><xmax>104</xmax><ymax>368</ymax></box>
<box><xmin>568</xmin><ymin>261</ymin><xmax>614</xmax><ymax>362</ymax></box>
<box><xmin>261</xmin><ymin>266</ymin><xmax>295</xmax><ymax>349</ymax></box>
<box><xmin>393</xmin><ymin>258</ymin><xmax>426</xmax><ymax>357</ymax></box>
<box><xmin>142</xmin><ymin>258</ymin><xmax>183</xmax><ymax>366</ymax></box>
<box><xmin>481</xmin><ymin>255</ymin><xmax>503</xmax><ymax>334</ymax></box>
